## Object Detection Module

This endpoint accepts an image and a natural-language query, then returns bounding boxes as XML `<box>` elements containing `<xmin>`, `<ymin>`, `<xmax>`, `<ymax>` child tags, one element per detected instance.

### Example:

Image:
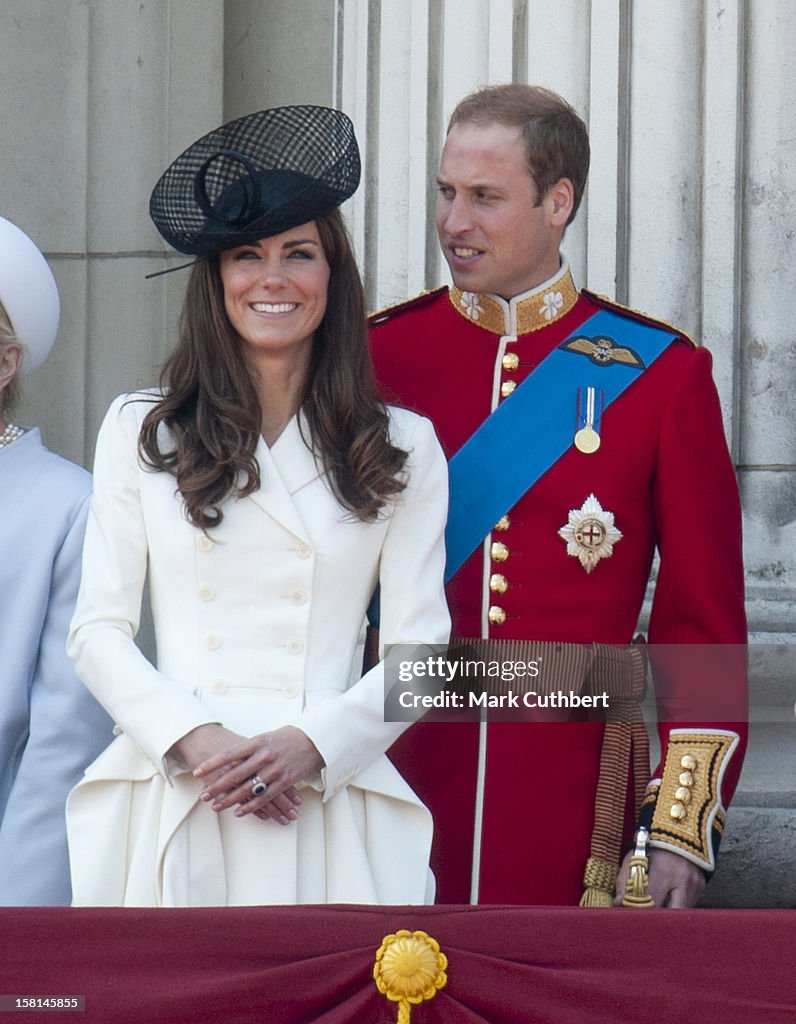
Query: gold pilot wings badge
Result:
<box><xmin>559</xmin><ymin>334</ymin><xmax>645</xmax><ymax>368</ymax></box>
<box><xmin>558</xmin><ymin>493</ymin><xmax>623</xmax><ymax>573</ymax></box>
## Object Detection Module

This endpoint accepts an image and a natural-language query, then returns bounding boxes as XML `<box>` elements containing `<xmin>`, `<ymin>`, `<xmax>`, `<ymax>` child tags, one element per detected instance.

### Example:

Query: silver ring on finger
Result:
<box><xmin>250</xmin><ymin>775</ymin><xmax>268</xmax><ymax>798</ymax></box>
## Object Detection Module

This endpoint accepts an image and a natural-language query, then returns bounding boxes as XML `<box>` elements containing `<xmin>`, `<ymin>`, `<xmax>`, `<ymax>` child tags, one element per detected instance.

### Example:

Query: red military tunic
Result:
<box><xmin>370</xmin><ymin>263</ymin><xmax>747</xmax><ymax>905</ymax></box>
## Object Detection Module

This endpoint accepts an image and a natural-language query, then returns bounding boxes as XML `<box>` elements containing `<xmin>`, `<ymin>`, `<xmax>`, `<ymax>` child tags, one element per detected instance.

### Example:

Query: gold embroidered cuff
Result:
<box><xmin>644</xmin><ymin>729</ymin><xmax>739</xmax><ymax>871</ymax></box>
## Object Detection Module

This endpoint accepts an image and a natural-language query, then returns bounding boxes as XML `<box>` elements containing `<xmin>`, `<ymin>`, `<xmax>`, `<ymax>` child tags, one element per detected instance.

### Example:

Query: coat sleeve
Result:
<box><xmin>642</xmin><ymin>346</ymin><xmax>748</xmax><ymax>871</ymax></box>
<box><xmin>67</xmin><ymin>396</ymin><xmax>219</xmax><ymax>773</ymax></box>
<box><xmin>0</xmin><ymin>489</ymin><xmax>113</xmax><ymax>906</ymax></box>
<box><xmin>296</xmin><ymin>414</ymin><xmax>451</xmax><ymax>799</ymax></box>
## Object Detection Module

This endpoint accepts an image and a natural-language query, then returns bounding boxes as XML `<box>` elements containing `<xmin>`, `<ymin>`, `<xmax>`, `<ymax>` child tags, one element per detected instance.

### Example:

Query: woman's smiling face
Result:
<box><xmin>219</xmin><ymin>221</ymin><xmax>331</xmax><ymax>363</ymax></box>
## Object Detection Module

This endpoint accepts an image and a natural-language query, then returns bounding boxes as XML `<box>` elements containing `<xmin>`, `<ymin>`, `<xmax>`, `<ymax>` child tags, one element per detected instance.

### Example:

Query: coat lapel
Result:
<box><xmin>246</xmin><ymin>414</ymin><xmax>323</xmax><ymax>539</ymax></box>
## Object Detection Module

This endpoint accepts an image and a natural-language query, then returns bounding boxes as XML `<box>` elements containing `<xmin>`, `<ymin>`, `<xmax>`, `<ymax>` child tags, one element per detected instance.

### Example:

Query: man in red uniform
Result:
<box><xmin>369</xmin><ymin>84</ymin><xmax>747</xmax><ymax>907</ymax></box>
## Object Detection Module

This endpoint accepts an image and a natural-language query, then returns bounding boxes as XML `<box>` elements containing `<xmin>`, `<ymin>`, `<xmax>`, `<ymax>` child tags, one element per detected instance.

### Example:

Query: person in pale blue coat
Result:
<box><xmin>0</xmin><ymin>215</ymin><xmax>112</xmax><ymax>905</ymax></box>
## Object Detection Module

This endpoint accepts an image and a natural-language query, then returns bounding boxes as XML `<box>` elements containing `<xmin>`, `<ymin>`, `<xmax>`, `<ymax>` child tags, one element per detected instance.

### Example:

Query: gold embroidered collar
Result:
<box><xmin>449</xmin><ymin>262</ymin><xmax>578</xmax><ymax>336</ymax></box>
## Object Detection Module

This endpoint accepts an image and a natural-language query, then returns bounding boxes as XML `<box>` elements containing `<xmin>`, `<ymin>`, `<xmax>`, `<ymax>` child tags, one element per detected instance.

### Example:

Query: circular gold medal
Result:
<box><xmin>574</xmin><ymin>426</ymin><xmax>601</xmax><ymax>454</ymax></box>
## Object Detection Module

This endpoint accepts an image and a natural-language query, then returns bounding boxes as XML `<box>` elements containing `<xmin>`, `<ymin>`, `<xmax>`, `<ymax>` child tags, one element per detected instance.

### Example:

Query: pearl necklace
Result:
<box><xmin>0</xmin><ymin>423</ymin><xmax>23</xmax><ymax>449</ymax></box>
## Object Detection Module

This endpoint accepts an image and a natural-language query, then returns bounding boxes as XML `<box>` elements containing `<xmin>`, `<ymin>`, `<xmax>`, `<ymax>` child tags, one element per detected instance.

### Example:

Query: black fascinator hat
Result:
<box><xmin>149</xmin><ymin>105</ymin><xmax>361</xmax><ymax>256</ymax></box>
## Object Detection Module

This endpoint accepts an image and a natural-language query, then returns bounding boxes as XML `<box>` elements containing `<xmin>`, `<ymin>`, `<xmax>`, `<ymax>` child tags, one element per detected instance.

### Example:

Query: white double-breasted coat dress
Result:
<box><xmin>66</xmin><ymin>393</ymin><xmax>449</xmax><ymax>906</ymax></box>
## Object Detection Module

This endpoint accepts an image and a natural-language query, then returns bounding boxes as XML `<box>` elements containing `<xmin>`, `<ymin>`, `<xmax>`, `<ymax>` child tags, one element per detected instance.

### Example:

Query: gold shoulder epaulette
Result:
<box><xmin>581</xmin><ymin>289</ymin><xmax>697</xmax><ymax>348</ymax></box>
<box><xmin>368</xmin><ymin>286</ymin><xmax>448</xmax><ymax>326</ymax></box>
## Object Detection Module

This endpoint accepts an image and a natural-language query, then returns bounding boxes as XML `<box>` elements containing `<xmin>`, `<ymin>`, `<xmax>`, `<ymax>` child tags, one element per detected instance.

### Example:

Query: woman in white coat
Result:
<box><xmin>66</xmin><ymin>106</ymin><xmax>450</xmax><ymax>907</ymax></box>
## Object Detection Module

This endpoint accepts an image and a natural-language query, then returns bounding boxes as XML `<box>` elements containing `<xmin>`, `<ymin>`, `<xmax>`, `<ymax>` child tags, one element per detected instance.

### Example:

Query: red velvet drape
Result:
<box><xmin>3</xmin><ymin>906</ymin><xmax>794</xmax><ymax>1023</ymax></box>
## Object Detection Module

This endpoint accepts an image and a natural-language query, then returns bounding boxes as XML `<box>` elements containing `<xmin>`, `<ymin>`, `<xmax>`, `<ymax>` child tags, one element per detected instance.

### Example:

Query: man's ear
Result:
<box><xmin>0</xmin><ymin>343</ymin><xmax>23</xmax><ymax>393</ymax></box>
<box><xmin>547</xmin><ymin>177</ymin><xmax>575</xmax><ymax>227</ymax></box>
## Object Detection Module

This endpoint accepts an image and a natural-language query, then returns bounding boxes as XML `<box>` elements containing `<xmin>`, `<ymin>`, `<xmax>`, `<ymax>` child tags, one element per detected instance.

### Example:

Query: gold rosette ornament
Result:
<box><xmin>374</xmin><ymin>930</ymin><xmax>447</xmax><ymax>1023</ymax></box>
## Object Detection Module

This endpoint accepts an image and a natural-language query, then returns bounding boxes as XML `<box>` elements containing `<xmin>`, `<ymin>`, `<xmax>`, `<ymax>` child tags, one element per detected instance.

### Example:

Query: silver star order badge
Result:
<box><xmin>558</xmin><ymin>493</ymin><xmax>623</xmax><ymax>574</ymax></box>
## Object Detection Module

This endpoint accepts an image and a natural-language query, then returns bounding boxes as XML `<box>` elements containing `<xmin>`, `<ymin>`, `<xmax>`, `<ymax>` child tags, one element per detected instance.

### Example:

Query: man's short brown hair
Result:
<box><xmin>448</xmin><ymin>83</ymin><xmax>590</xmax><ymax>224</ymax></box>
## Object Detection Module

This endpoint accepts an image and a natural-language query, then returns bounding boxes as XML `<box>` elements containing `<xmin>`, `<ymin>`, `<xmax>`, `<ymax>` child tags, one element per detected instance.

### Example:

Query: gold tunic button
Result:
<box><xmin>502</xmin><ymin>352</ymin><xmax>520</xmax><ymax>371</ymax></box>
<box><xmin>678</xmin><ymin>770</ymin><xmax>694</xmax><ymax>787</ymax></box>
<box><xmin>489</xmin><ymin>573</ymin><xmax>508</xmax><ymax>594</ymax></box>
<box><xmin>488</xmin><ymin>605</ymin><xmax>506</xmax><ymax>626</ymax></box>
<box><xmin>680</xmin><ymin>755</ymin><xmax>697</xmax><ymax>771</ymax></box>
<box><xmin>493</xmin><ymin>515</ymin><xmax>511</xmax><ymax>532</ymax></box>
<box><xmin>670</xmin><ymin>802</ymin><xmax>687</xmax><ymax>821</ymax></box>
<box><xmin>500</xmin><ymin>380</ymin><xmax>517</xmax><ymax>397</ymax></box>
<box><xmin>675</xmin><ymin>786</ymin><xmax>692</xmax><ymax>804</ymax></box>
<box><xmin>490</xmin><ymin>541</ymin><xmax>509</xmax><ymax>562</ymax></box>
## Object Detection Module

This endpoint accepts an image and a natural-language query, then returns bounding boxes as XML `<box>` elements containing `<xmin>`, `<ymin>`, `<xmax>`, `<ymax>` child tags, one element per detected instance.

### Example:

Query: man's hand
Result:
<box><xmin>615</xmin><ymin>847</ymin><xmax>706</xmax><ymax>908</ymax></box>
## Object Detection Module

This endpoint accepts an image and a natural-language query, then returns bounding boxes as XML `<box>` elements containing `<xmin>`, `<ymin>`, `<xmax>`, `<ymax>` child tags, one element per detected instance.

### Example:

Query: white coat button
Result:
<box><xmin>296</xmin><ymin>542</ymin><xmax>312</xmax><ymax>559</ymax></box>
<box><xmin>283</xmin><ymin>683</ymin><xmax>299</xmax><ymax>698</ymax></box>
<box><xmin>198</xmin><ymin>583</ymin><xmax>215</xmax><ymax>601</ymax></box>
<box><xmin>210</xmin><ymin>679</ymin><xmax>227</xmax><ymax>694</ymax></box>
<box><xmin>288</xmin><ymin>587</ymin><xmax>308</xmax><ymax>605</ymax></box>
<box><xmin>197</xmin><ymin>536</ymin><xmax>214</xmax><ymax>553</ymax></box>
<box><xmin>286</xmin><ymin>637</ymin><xmax>304</xmax><ymax>655</ymax></box>
<box><xmin>112</xmin><ymin>724</ymin><xmax>123</xmax><ymax>736</ymax></box>
<box><xmin>205</xmin><ymin>633</ymin><xmax>221</xmax><ymax>650</ymax></box>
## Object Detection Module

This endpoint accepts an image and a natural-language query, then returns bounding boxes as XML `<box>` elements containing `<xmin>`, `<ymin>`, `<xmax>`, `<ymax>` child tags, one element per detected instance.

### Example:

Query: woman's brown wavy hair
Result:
<box><xmin>138</xmin><ymin>209</ymin><xmax>407</xmax><ymax>529</ymax></box>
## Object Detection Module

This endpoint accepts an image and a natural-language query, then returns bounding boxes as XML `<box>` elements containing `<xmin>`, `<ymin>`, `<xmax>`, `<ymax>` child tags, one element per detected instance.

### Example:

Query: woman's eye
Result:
<box><xmin>288</xmin><ymin>249</ymin><xmax>313</xmax><ymax>260</ymax></box>
<box><xmin>233</xmin><ymin>250</ymin><xmax>259</xmax><ymax>261</ymax></box>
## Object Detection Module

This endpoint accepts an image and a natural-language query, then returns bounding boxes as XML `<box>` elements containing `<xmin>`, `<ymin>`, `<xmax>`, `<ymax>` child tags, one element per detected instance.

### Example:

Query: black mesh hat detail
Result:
<box><xmin>149</xmin><ymin>106</ymin><xmax>361</xmax><ymax>256</ymax></box>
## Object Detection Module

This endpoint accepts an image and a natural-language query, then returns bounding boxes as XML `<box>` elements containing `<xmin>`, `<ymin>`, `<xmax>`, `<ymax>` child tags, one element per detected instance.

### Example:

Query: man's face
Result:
<box><xmin>435</xmin><ymin>122</ymin><xmax>565</xmax><ymax>299</ymax></box>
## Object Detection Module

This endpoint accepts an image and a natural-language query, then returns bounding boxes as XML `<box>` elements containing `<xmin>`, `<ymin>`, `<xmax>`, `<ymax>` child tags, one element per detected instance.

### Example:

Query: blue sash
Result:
<box><xmin>368</xmin><ymin>306</ymin><xmax>678</xmax><ymax>627</ymax></box>
<box><xmin>444</xmin><ymin>307</ymin><xmax>678</xmax><ymax>579</ymax></box>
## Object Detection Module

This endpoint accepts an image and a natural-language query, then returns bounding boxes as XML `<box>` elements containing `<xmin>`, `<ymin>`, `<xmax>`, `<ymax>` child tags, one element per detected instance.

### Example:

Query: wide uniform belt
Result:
<box><xmin>448</xmin><ymin>637</ymin><xmax>647</xmax><ymax>703</ymax></box>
